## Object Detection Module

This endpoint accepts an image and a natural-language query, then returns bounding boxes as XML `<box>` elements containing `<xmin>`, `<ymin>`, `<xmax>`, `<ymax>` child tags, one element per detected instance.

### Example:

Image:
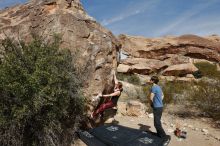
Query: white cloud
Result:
<box><xmin>154</xmin><ymin>0</ymin><xmax>219</xmax><ymax>36</ymax></box>
<box><xmin>101</xmin><ymin>11</ymin><xmax>141</xmax><ymax>26</ymax></box>
<box><xmin>101</xmin><ymin>0</ymin><xmax>161</xmax><ymax>26</ymax></box>
<box><xmin>176</xmin><ymin>19</ymin><xmax>220</xmax><ymax>36</ymax></box>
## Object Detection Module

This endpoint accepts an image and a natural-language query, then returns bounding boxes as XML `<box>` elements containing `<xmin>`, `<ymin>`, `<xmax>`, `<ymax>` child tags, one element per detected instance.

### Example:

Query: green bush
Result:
<box><xmin>161</xmin><ymin>81</ymin><xmax>191</xmax><ymax>104</ymax></box>
<box><xmin>189</xmin><ymin>80</ymin><xmax>220</xmax><ymax>120</ymax></box>
<box><xmin>117</xmin><ymin>73</ymin><xmax>140</xmax><ymax>85</ymax></box>
<box><xmin>0</xmin><ymin>37</ymin><xmax>85</xmax><ymax>146</ymax></box>
<box><xmin>161</xmin><ymin>79</ymin><xmax>220</xmax><ymax>121</ymax></box>
<box><xmin>194</xmin><ymin>62</ymin><xmax>220</xmax><ymax>79</ymax></box>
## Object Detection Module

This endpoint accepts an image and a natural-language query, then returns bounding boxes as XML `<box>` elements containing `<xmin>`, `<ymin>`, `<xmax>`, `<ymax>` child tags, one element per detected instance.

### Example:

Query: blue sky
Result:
<box><xmin>0</xmin><ymin>0</ymin><xmax>27</xmax><ymax>9</ymax></box>
<box><xmin>1</xmin><ymin>0</ymin><xmax>220</xmax><ymax>37</ymax></box>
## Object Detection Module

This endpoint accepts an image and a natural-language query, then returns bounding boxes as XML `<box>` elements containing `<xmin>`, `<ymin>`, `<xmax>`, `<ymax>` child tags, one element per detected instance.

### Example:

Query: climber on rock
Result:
<box><xmin>91</xmin><ymin>71</ymin><xmax>123</xmax><ymax>119</ymax></box>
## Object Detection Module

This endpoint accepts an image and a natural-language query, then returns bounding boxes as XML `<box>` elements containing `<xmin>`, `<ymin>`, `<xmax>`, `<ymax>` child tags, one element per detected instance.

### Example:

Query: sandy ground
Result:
<box><xmin>74</xmin><ymin>112</ymin><xmax>220</xmax><ymax>146</ymax></box>
<box><xmin>113</xmin><ymin>113</ymin><xmax>220</xmax><ymax>146</ymax></box>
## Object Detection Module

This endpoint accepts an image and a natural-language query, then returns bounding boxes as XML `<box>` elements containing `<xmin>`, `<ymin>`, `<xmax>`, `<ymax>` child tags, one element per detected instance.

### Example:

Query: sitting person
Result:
<box><xmin>91</xmin><ymin>72</ymin><xmax>123</xmax><ymax>119</ymax></box>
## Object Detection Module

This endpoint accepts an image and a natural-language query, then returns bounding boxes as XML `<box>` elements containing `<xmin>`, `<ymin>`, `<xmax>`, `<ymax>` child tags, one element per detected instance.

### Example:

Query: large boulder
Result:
<box><xmin>117</xmin><ymin>101</ymin><xmax>146</xmax><ymax>117</ymax></box>
<box><xmin>126</xmin><ymin>100</ymin><xmax>146</xmax><ymax>116</ymax></box>
<box><xmin>162</xmin><ymin>63</ymin><xmax>198</xmax><ymax>76</ymax></box>
<box><xmin>122</xmin><ymin>58</ymin><xmax>168</xmax><ymax>70</ymax></box>
<box><xmin>129</xmin><ymin>63</ymin><xmax>152</xmax><ymax>75</ymax></box>
<box><xmin>118</xmin><ymin>58</ymin><xmax>168</xmax><ymax>74</ymax></box>
<box><xmin>117</xmin><ymin>64</ymin><xmax>130</xmax><ymax>73</ymax></box>
<box><xmin>0</xmin><ymin>0</ymin><xmax>120</xmax><ymax>98</ymax></box>
<box><xmin>163</xmin><ymin>54</ymin><xmax>191</xmax><ymax>65</ymax></box>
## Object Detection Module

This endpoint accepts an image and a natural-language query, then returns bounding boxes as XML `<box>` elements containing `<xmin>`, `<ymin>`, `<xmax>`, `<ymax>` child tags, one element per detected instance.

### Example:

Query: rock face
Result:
<box><xmin>119</xmin><ymin>34</ymin><xmax>220</xmax><ymax>62</ymax></box>
<box><xmin>118</xmin><ymin>34</ymin><xmax>220</xmax><ymax>80</ymax></box>
<box><xmin>126</xmin><ymin>100</ymin><xmax>146</xmax><ymax>116</ymax></box>
<box><xmin>118</xmin><ymin>58</ymin><xmax>168</xmax><ymax>75</ymax></box>
<box><xmin>162</xmin><ymin>63</ymin><xmax>198</xmax><ymax>76</ymax></box>
<box><xmin>117</xmin><ymin>101</ymin><xmax>146</xmax><ymax>117</ymax></box>
<box><xmin>0</xmin><ymin>0</ymin><xmax>119</xmax><ymax>97</ymax></box>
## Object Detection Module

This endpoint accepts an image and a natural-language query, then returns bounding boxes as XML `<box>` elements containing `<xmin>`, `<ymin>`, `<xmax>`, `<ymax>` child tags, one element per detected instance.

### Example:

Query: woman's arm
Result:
<box><xmin>161</xmin><ymin>92</ymin><xmax>164</xmax><ymax>100</ymax></box>
<box><xmin>113</xmin><ymin>70</ymin><xmax>119</xmax><ymax>85</ymax></box>
<box><xmin>150</xmin><ymin>93</ymin><xmax>154</xmax><ymax>102</ymax></box>
<box><xmin>102</xmin><ymin>91</ymin><xmax>120</xmax><ymax>98</ymax></box>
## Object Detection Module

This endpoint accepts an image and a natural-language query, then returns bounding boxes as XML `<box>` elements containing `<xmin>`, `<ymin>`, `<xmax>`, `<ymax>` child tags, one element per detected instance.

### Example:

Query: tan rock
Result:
<box><xmin>117</xmin><ymin>100</ymin><xmax>147</xmax><ymax>117</ymax></box>
<box><xmin>192</xmin><ymin>58</ymin><xmax>215</xmax><ymax>64</ymax></box>
<box><xmin>72</xmin><ymin>139</ymin><xmax>87</xmax><ymax>146</ymax></box>
<box><xmin>118</xmin><ymin>34</ymin><xmax>219</xmax><ymax>81</ymax></box>
<box><xmin>0</xmin><ymin>0</ymin><xmax>119</xmax><ymax>99</ymax></box>
<box><xmin>117</xmin><ymin>64</ymin><xmax>130</xmax><ymax>73</ymax></box>
<box><xmin>118</xmin><ymin>34</ymin><xmax>220</xmax><ymax>62</ymax></box>
<box><xmin>186</xmin><ymin>74</ymin><xmax>194</xmax><ymax>78</ymax></box>
<box><xmin>164</xmin><ymin>54</ymin><xmax>191</xmax><ymax>65</ymax></box>
<box><xmin>202</xmin><ymin>128</ymin><xmax>209</xmax><ymax>135</ymax></box>
<box><xmin>176</xmin><ymin>77</ymin><xmax>196</xmax><ymax>82</ymax></box>
<box><xmin>117</xmin><ymin>101</ymin><xmax>127</xmax><ymax>116</ymax></box>
<box><xmin>130</xmin><ymin>63</ymin><xmax>152</xmax><ymax>75</ymax></box>
<box><xmin>159</xmin><ymin>76</ymin><xmax>176</xmax><ymax>81</ymax></box>
<box><xmin>105</xmin><ymin>117</ymin><xmax>115</xmax><ymax>124</ymax></box>
<box><xmin>95</xmin><ymin>58</ymin><xmax>106</xmax><ymax>69</ymax></box>
<box><xmin>119</xmin><ymin>58</ymin><xmax>168</xmax><ymax>75</ymax></box>
<box><xmin>126</xmin><ymin>100</ymin><xmax>146</xmax><ymax>116</ymax></box>
<box><xmin>167</xmin><ymin>128</ymin><xmax>174</xmax><ymax>133</ymax></box>
<box><xmin>148</xmin><ymin>113</ymin><xmax>154</xmax><ymax>118</ymax></box>
<box><xmin>122</xmin><ymin>58</ymin><xmax>167</xmax><ymax>68</ymax></box>
<box><xmin>162</xmin><ymin>63</ymin><xmax>198</xmax><ymax>76</ymax></box>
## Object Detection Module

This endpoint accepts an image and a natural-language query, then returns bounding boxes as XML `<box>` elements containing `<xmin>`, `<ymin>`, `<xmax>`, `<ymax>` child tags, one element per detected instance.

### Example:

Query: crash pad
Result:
<box><xmin>78</xmin><ymin>124</ymin><xmax>170</xmax><ymax>146</ymax></box>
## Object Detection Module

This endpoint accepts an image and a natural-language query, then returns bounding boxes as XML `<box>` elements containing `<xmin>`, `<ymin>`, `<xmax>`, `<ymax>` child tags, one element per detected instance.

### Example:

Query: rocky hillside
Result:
<box><xmin>1</xmin><ymin>0</ymin><xmax>220</xmax><ymax>100</ymax></box>
<box><xmin>118</xmin><ymin>34</ymin><xmax>220</xmax><ymax>82</ymax></box>
<box><xmin>0</xmin><ymin>0</ymin><xmax>119</xmax><ymax>99</ymax></box>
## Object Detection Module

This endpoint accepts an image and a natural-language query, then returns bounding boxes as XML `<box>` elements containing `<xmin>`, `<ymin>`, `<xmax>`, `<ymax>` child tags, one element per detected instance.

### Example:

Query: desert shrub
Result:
<box><xmin>194</xmin><ymin>62</ymin><xmax>220</xmax><ymax>79</ymax></box>
<box><xmin>115</xmin><ymin>72</ymin><xmax>125</xmax><ymax>81</ymax></box>
<box><xmin>192</xmin><ymin>62</ymin><xmax>220</xmax><ymax>120</ymax></box>
<box><xmin>142</xmin><ymin>85</ymin><xmax>151</xmax><ymax>108</ymax></box>
<box><xmin>159</xmin><ymin>81</ymin><xmax>192</xmax><ymax>104</ymax></box>
<box><xmin>192</xmin><ymin>70</ymin><xmax>202</xmax><ymax>79</ymax></box>
<box><xmin>117</xmin><ymin>73</ymin><xmax>140</xmax><ymax>85</ymax></box>
<box><xmin>189</xmin><ymin>80</ymin><xmax>220</xmax><ymax>120</ymax></box>
<box><xmin>142</xmin><ymin>85</ymin><xmax>151</xmax><ymax>97</ymax></box>
<box><xmin>161</xmin><ymin>79</ymin><xmax>220</xmax><ymax>121</ymax></box>
<box><xmin>0</xmin><ymin>36</ymin><xmax>85</xmax><ymax>146</ymax></box>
